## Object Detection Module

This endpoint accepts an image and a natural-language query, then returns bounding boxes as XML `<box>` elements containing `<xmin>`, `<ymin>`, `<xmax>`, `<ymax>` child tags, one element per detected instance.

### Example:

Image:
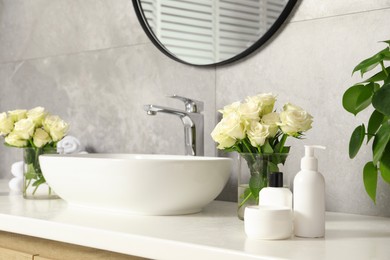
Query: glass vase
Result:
<box><xmin>23</xmin><ymin>147</ymin><xmax>59</xmax><ymax>200</ymax></box>
<box><xmin>237</xmin><ymin>153</ymin><xmax>289</xmax><ymax>220</ymax></box>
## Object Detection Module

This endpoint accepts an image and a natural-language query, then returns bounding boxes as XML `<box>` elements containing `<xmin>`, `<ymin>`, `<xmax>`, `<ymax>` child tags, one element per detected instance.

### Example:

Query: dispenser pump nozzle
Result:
<box><xmin>301</xmin><ymin>145</ymin><xmax>326</xmax><ymax>171</ymax></box>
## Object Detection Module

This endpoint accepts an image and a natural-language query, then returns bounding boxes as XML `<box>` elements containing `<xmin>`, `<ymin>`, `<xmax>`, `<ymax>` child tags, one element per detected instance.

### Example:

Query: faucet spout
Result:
<box><xmin>143</xmin><ymin>97</ymin><xmax>204</xmax><ymax>156</ymax></box>
<box><xmin>144</xmin><ymin>105</ymin><xmax>187</xmax><ymax>118</ymax></box>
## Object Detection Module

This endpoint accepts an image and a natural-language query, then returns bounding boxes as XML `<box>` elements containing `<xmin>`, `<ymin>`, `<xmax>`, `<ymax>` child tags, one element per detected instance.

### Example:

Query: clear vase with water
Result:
<box><xmin>237</xmin><ymin>153</ymin><xmax>289</xmax><ymax>220</ymax></box>
<box><xmin>23</xmin><ymin>147</ymin><xmax>59</xmax><ymax>200</ymax></box>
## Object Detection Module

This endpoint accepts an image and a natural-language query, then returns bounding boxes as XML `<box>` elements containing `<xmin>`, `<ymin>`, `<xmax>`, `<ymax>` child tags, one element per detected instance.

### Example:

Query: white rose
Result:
<box><xmin>5</xmin><ymin>132</ymin><xmax>28</xmax><ymax>147</ymax></box>
<box><xmin>279</xmin><ymin>103</ymin><xmax>313</xmax><ymax>136</ymax></box>
<box><xmin>219</xmin><ymin>112</ymin><xmax>246</xmax><ymax>140</ymax></box>
<box><xmin>261</xmin><ymin>112</ymin><xmax>280</xmax><ymax>137</ymax></box>
<box><xmin>33</xmin><ymin>128</ymin><xmax>52</xmax><ymax>148</ymax></box>
<box><xmin>211</xmin><ymin>122</ymin><xmax>236</xmax><ymax>149</ymax></box>
<box><xmin>43</xmin><ymin>115</ymin><xmax>69</xmax><ymax>142</ymax></box>
<box><xmin>250</xmin><ymin>93</ymin><xmax>276</xmax><ymax>116</ymax></box>
<box><xmin>218</xmin><ymin>101</ymin><xmax>240</xmax><ymax>117</ymax></box>
<box><xmin>13</xmin><ymin>118</ymin><xmax>35</xmax><ymax>139</ymax></box>
<box><xmin>0</xmin><ymin>112</ymin><xmax>14</xmax><ymax>136</ymax></box>
<box><xmin>247</xmin><ymin>121</ymin><xmax>270</xmax><ymax>147</ymax></box>
<box><xmin>27</xmin><ymin>107</ymin><xmax>46</xmax><ymax>126</ymax></box>
<box><xmin>8</xmin><ymin>109</ymin><xmax>27</xmax><ymax>122</ymax></box>
<box><xmin>238</xmin><ymin>99</ymin><xmax>260</xmax><ymax>123</ymax></box>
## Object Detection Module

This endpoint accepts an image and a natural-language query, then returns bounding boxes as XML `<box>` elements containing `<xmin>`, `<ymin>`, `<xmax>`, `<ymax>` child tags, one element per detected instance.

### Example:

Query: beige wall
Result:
<box><xmin>1</xmin><ymin>0</ymin><xmax>390</xmax><ymax>216</ymax></box>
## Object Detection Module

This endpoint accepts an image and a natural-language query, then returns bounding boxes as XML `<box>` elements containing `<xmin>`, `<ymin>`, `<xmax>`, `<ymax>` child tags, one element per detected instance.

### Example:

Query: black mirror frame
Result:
<box><xmin>132</xmin><ymin>0</ymin><xmax>297</xmax><ymax>67</ymax></box>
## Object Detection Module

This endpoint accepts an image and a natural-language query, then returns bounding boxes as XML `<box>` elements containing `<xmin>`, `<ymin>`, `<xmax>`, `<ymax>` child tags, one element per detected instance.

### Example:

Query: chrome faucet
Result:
<box><xmin>144</xmin><ymin>95</ymin><xmax>204</xmax><ymax>156</ymax></box>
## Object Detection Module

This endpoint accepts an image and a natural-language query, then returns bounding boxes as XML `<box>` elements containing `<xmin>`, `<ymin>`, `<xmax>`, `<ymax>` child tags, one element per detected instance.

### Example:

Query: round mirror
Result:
<box><xmin>133</xmin><ymin>0</ymin><xmax>297</xmax><ymax>66</ymax></box>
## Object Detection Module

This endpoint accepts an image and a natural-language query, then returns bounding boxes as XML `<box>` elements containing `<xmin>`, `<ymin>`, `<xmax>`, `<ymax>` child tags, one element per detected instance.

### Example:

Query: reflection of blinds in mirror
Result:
<box><xmin>141</xmin><ymin>0</ymin><xmax>287</xmax><ymax>64</ymax></box>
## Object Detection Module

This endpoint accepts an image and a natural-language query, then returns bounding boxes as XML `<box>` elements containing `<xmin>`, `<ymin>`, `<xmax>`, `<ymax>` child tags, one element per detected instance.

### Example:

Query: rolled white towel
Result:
<box><xmin>9</xmin><ymin>177</ymin><xmax>23</xmax><ymax>192</ymax></box>
<box><xmin>57</xmin><ymin>135</ymin><xmax>81</xmax><ymax>154</ymax></box>
<box><xmin>11</xmin><ymin>161</ymin><xmax>24</xmax><ymax>178</ymax></box>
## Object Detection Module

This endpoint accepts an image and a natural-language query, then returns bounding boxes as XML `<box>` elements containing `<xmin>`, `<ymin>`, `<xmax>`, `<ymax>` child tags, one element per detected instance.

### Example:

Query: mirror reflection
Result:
<box><xmin>138</xmin><ymin>0</ymin><xmax>290</xmax><ymax>65</ymax></box>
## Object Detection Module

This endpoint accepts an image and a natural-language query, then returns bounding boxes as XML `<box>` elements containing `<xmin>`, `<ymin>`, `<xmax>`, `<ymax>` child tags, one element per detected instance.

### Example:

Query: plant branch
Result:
<box><xmin>278</xmin><ymin>134</ymin><xmax>288</xmax><ymax>153</ymax></box>
<box><xmin>380</xmin><ymin>61</ymin><xmax>389</xmax><ymax>77</ymax></box>
<box><xmin>242</xmin><ymin>138</ymin><xmax>252</xmax><ymax>152</ymax></box>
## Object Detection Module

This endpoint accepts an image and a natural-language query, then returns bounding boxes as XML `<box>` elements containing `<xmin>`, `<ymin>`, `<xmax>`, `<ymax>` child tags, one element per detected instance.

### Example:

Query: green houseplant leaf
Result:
<box><xmin>372</xmin><ymin>121</ymin><xmax>390</xmax><ymax>165</ymax></box>
<box><xmin>363</xmin><ymin>161</ymin><xmax>378</xmax><ymax>203</ymax></box>
<box><xmin>379</xmin><ymin>144</ymin><xmax>390</xmax><ymax>184</ymax></box>
<box><xmin>343</xmin><ymin>40</ymin><xmax>390</xmax><ymax>203</ymax></box>
<box><xmin>386</xmin><ymin>74</ymin><xmax>390</xmax><ymax>85</ymax></box>
<box><xmin>372</xmin><ymin>82</ymin><xmax>390</xmax><ymax>116</ymax></box>
<box><xmin>349</xmin><ymin>124</ymin><xmax>365</xmax><ymax>159</ymax></box>
<box><xmin>353</xmin><ymin>47</ymin><xmax>390</xmax><ymax>76</ymax></box>
<box><xmin>362</xmin><ymin>67</ymin><xmax>390</xmax><ymax>83</ymax></box>
<box><xmin>342</xmin><ymin>83</ymin><xmax>375</xmax><ymax>115</ymax></box>
<box><xmin>367</xmin><ymin>110</ymin><xmax>385</xmax><ymax>143</ymax></box>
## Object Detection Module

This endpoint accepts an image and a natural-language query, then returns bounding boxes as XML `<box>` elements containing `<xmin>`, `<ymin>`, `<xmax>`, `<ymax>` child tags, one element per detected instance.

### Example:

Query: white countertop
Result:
<box><xmin>0</xmin><ymin>190</ymin><xmax>389</xmax><ymax>260</ymax></box>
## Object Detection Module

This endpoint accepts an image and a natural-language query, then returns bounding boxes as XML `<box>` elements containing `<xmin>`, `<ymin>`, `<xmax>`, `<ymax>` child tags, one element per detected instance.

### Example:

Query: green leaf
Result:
<box><xmin>262</xmin><ymin>140</ymin><xmax>274</xmax><ymax>154</ymax></box>
<box><xmin>353</xmin><ymin>47</ymin><xmax>389</xmax><ymax>76</ymax></box>
<box><xmin>385</xmin><ymin>73</ymin><xmax>390</xmax><ymax>85</ymax></box>
<box><xmin>384</xmin><ymin>51</ymin><xmax>390</xmax><ymax>60</ymax></box>
<box><xmin>383</xmin><ymin>40</ymin><xmax>390</xmax><ymax>45</ymax></box>
<box><xmin>24</xmin><ymin>164</ymin><xmax>37</xmax><ymax>180</ymax></box>
<box><xmin>367</xmin><ymin>110</ymin><xmax>385</xmax><ymax>143</ymax></box>
<box><xmin>379</xmin><ymin>144</ymin><xmax>390</xmax><ymax>184</ymax></box>
<box><xmin>372</xmin><ymin>121</ymin><xmax>390</xmax><ymax>164</ymax></box>
<box><xmin>363</xmin><ymin>161</ymin><xmax>378</xmax><ymax>203</ymax></box>
<box><xmin>267</xmin><ymin>161</ymin><xmax>279</xmax><ymax>173</ymax></box>
<box><xmin>362</xmin><ymin>67</ymin><xmax>390</xmax><ymax>83</ymax></box>
<box><xmin>372</xmin><ymin>82</ymin><xmax>390</xmax><ymax>116</ymax></box>
<box><xmin>25</xmin><ymin>172</ymin><xmax>36</xmax><ymax>180</ymax></box>
<box><xmin>349</xmin><ymin>124</ymin><xmax>366</xmax><ymax>159</ymax></box>
<box><xmin>32</xmin><ymin>177</ymin><xmax>46</xmax><ymax>187</ymax></box>
<box><xmin>281</xmin><ymin>146</ymin><xmax>290</xmax><ymax>154</ymax></box>
<box><xmin>249</xmin><ymin>174</ymin><xmax>261</xmax><ymax>200</ymax></box>
<box><xmin>342</xmin><ymin>83</ymin><xmax>374</xmax><ymax>115</ymax></box>
<box><xmin>23</xmin><ymin>149</ymin><xmax>36</xmax><ymax>165</ymax></box>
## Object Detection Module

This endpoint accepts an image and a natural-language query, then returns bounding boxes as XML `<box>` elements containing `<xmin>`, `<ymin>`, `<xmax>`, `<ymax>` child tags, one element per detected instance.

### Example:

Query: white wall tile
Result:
<box><xmin>0</xmin><ymin>0</ymin><xmax>148</xmax><ymax>62</ymax></box>
<box><xmin>0</xmin><ymin>44</ymin><xmax>215</xmax><ymax>162</ymax></box>
<box><xmin>291</xmin><ymin>0</ymin><xmax>390</xmax><ymax>21</ymax></box>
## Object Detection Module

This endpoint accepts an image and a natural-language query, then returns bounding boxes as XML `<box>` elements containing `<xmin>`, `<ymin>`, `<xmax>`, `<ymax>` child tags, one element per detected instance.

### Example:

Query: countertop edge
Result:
<box><xmin>0</xmin><ymin>210</ymin><xmax>273</xmax><ymax>260</ymax></box>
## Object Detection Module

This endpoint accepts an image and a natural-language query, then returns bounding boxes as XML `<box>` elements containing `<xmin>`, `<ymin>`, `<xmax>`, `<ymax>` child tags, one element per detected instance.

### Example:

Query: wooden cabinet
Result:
<box><xmin>0</xmin><ymin>231</ymin><xmax>147</xmax><ymax>260</ymax></box>
<box><xmin>0</xmin><ymin>246</ymin><xmax>35</xmax><ymax>260</ymax></box>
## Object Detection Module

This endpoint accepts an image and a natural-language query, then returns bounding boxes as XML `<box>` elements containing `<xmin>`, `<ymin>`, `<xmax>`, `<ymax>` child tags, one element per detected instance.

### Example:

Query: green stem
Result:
<box><xmin>380</xmin><ymin>61</ymin><xmax>389</xmax><ymax>77</ymax></box>
<box><xmin>242</xmin><ymin>139</ymin><xmax>256</xmax><ymax>161</ymax></box>
<box><xmin>278</xmin><ymin>134</ymin><xmax>288</xmax><ymax>153</ymax></box>
<box><xmin>242</xmin><ymin>139</ymin><xmax>252</xmax><ymax>153</ymax></box>
<box><xmin>34</xmin><ymin>148</ymin><xmax>40</xmax><ymax>171</ymax></box>
<box><xmin>234</xmin><ymin>144</ymin><xmax>243</xmax><ymax>153</ymax></box>
<box><xmin>32</xmin><ymin>184</ymin><xmax>39</xmax><ymax>195</ymax></box>
<box><xmin>238</xmin><ymin>191</ymin><xmax>253</xmax><ymax>209</ymax></box>
<box><xmin>24</xmin><ymin>178</ymin><xmax>31</xmax><ymax>195</ymax></box>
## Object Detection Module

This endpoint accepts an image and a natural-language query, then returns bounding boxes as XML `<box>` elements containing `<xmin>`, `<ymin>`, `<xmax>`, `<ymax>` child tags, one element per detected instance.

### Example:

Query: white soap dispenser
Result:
<box><xmin>293</xmin><ymin>145</ymin><xmax>326</xmax><ymax>238</ymax></box>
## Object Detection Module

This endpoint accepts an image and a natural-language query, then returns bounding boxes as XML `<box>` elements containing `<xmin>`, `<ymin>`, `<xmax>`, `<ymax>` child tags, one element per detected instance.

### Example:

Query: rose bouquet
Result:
<box><xmin>211</xmin><ymin>93</ymin><xmax>313</xmax><ymax>217</ymax></box>
<box><xmin>0</xmin><ymin>107</ymin><xmax>69</xmax><ymax>198</ymax></box>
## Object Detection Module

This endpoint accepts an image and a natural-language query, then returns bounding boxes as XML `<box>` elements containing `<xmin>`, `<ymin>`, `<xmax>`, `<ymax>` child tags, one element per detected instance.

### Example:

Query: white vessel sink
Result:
<box><xmin>39</xmin><ymin>154</ymin><xmax>232</xmax><ymax>215</ymax></box>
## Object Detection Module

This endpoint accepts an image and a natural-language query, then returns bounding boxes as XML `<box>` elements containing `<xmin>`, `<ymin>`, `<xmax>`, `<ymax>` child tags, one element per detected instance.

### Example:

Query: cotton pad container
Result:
<box><xmin>244</xmin><ymin>205</ymin><xmax>293</xmax><ymax>240</ymax></box>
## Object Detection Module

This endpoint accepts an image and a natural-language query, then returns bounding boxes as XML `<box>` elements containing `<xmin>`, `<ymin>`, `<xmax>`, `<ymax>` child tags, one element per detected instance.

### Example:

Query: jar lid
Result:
<box><xmin>268</xmin><ymin>172</ymin><xmax>283</xmax><ymax>187</ymax></box>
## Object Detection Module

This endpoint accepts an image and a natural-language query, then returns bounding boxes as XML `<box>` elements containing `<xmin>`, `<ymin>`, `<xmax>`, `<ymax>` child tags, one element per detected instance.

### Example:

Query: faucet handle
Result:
<box><xmin>168</xmin><ymin>95</ymin><xmax>204</xmax><ymax>113</ymax></box>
